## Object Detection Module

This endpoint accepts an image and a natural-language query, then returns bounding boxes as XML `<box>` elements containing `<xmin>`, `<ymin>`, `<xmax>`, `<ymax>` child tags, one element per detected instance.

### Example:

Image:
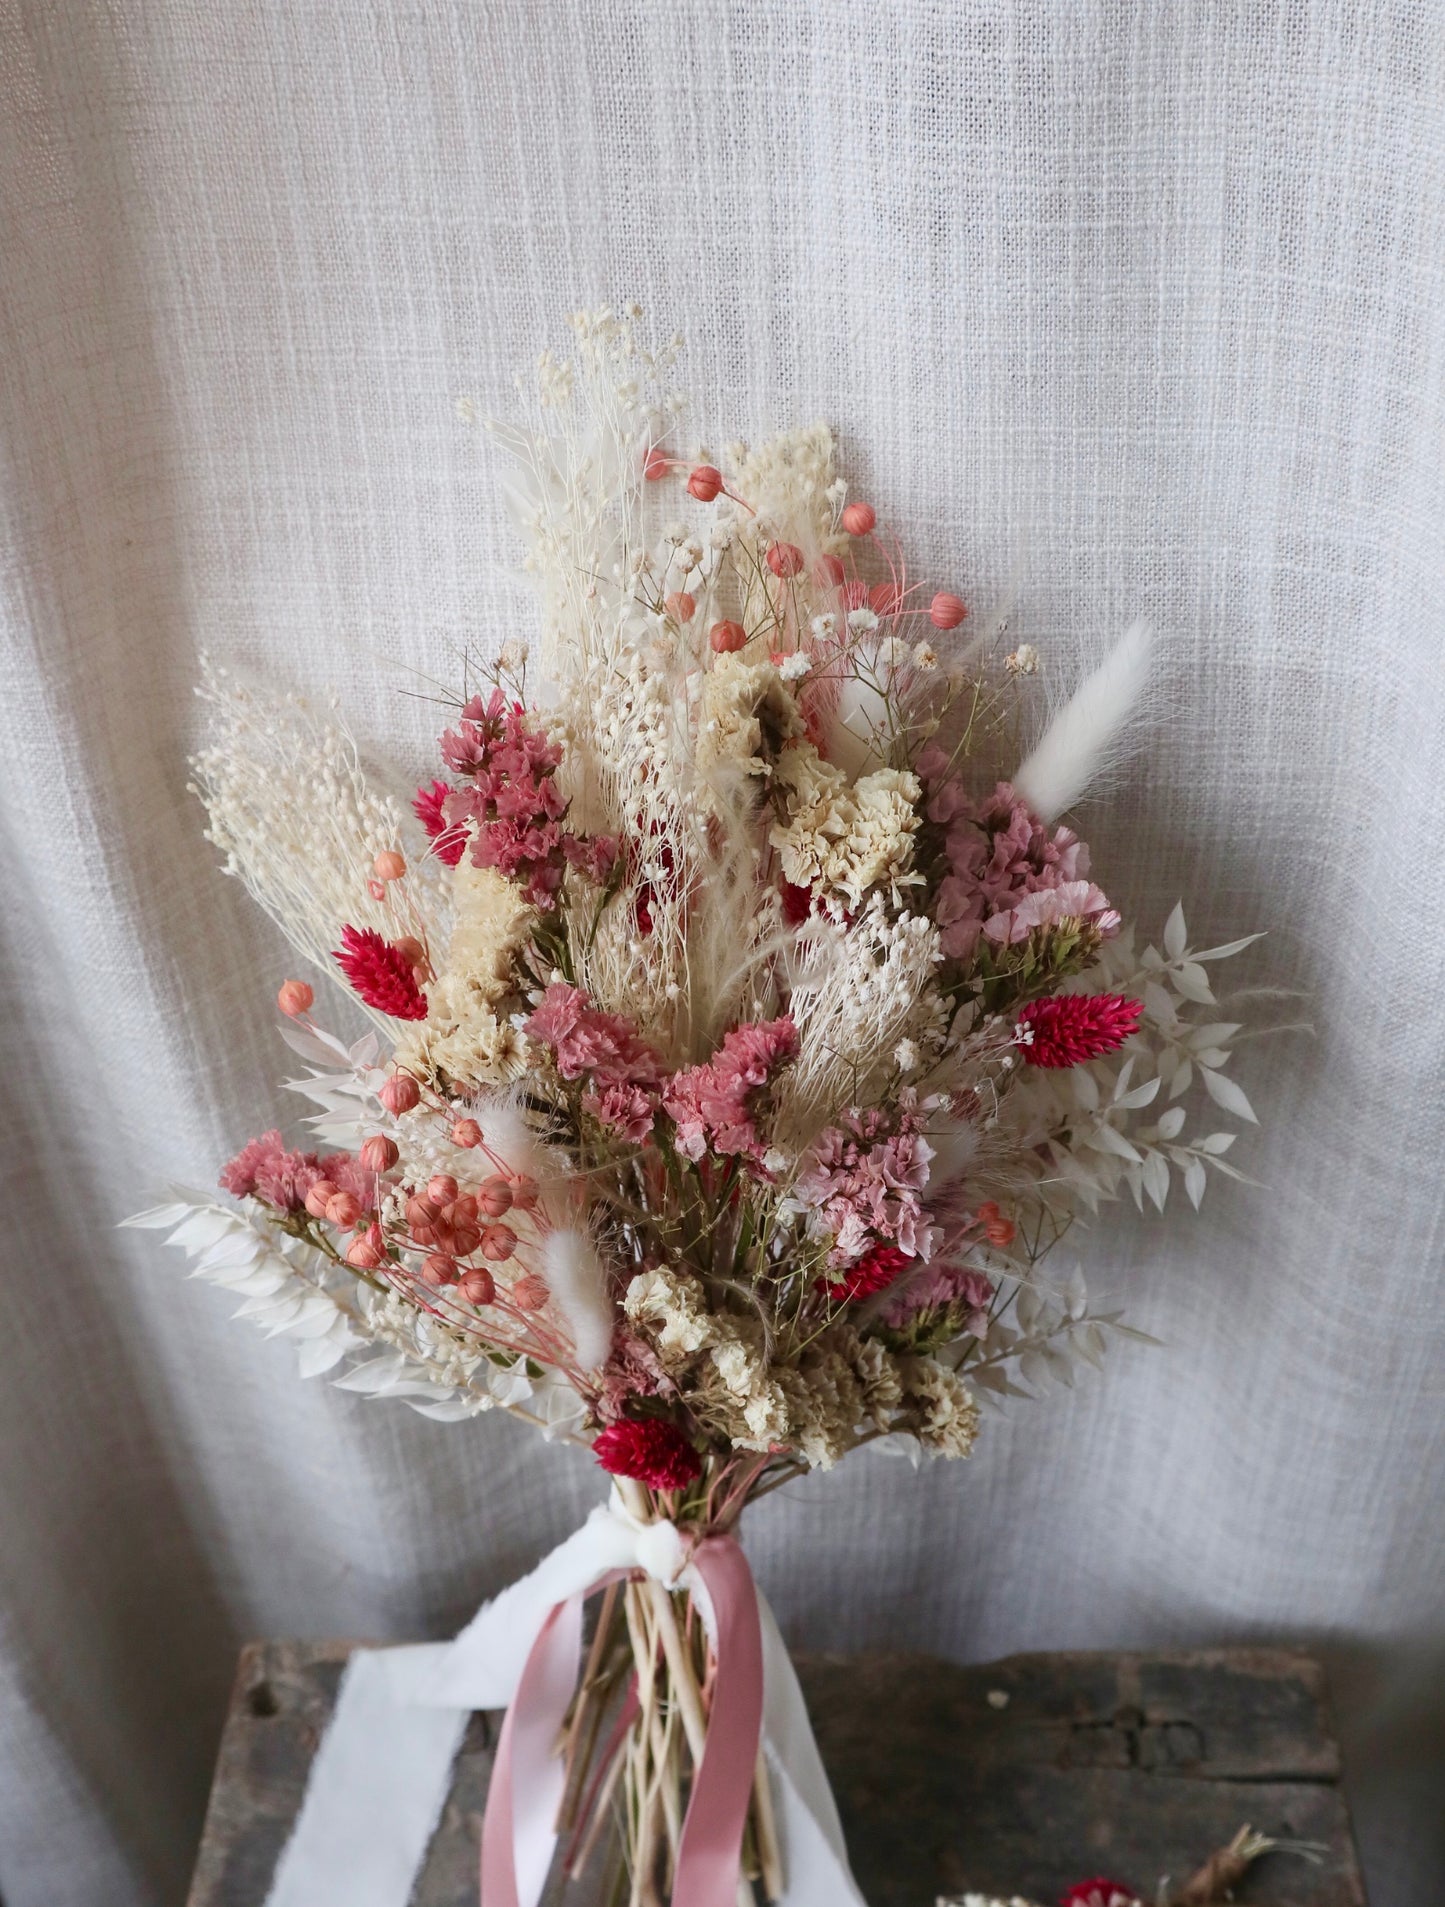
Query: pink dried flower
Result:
<box><xmin>412</xmin><ymin>779</ymin><xmax>468</xmax><ymax>867</ymax></box>
<box><xmin>436</xmin><ymin>692</ymin><xmax>609</xmax><ymax>911</ymax></box>
<box><xmin>525</xmin><ymin>984</ymin><xmax>665</xmax><ymax>1139</ymax></box>
<box><xmin>880</xmin><ymin>1263</ymin><xmax>994</xmax><ymax>1332</ymax></box>
<box><xmin>661</xmin><ymin>1017</ymin><xmax>798</xmax><ymax>1163</ymax></box>
<box><xmin>1015</xmin><ymin>993</ymin><xmax>1143</xmax><ymax>1068</ymax></box>
<box><xmin>526</xmin><ymin>984</ymin><xmax>664</xmax><ymax>1086</ymax></box>
<box><xmin>916</xmin><ymin>772</ymin><xmax>1118</xmax><ymax>961</ymax></box>
<box><xmin>594</xmin><ymin>1334</ymin><xmax>674</xmax><ymax>1425</ymax></box>
<box><xmin>794</xmin><ymin>1094</ymin><xmax>938</xmax><ymax>1265</ymax></box>
<box><xmin>219</xmin><ymin>1131</ymin><xmax>323</xmax><ymax>1213</ymax></box>
<box><xmin>593</xmin><ymin>1417</ymin><xmax>701</xmax><ymax>1490</ymax></box>
<box><xmin>586</xmin><ymin>1080</ymin><xmax>659</xmax><ymax>1145</ymax></box>
<box><xmin>334</xmin><ymin>925</ymin><xmax>429</xmax><ymax>1020</ymax></box>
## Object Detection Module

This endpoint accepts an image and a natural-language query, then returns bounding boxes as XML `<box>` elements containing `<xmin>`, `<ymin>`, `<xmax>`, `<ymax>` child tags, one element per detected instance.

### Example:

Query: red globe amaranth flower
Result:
<box><xmin>412</xmin><ymin>779</ymin><xmax>468</xmax><ymax>867</ymax></box>
<box><xmin>821</xmin><ymin>1242</ymin><xmax>910</xmax><ymax>1303</ymax></box>
<box><xmin>1060</xmin><ymin>1882</ymin><xmax>1141</xmax><ymax>1907</ymax></box>
<box><xmin>592</xmin><ymin>1418</ymin><xmax>702</xmax><ymax>1491</ymax></box>
<box><xmin>334</xmin><ymin>925</ymin><xmax>429</xmax><ymax>1020</ymax></box>
<box><xmin>1015</xmin><ymin>993</ymin><xmax>1143</xmax><ymax>1068</ymax></box>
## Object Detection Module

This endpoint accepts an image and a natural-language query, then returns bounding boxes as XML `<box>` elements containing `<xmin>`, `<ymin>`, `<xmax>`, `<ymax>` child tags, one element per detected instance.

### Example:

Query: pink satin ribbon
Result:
<box><xmin>480</xmin><ymin>1537</ymin><xmax>764</xmax><ymax>1907</ymax></box>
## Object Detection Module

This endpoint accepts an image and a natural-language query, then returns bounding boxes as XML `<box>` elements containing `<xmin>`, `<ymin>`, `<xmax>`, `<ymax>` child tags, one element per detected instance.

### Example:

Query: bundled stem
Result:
<box><xmin>555</xmin><ymin>1467</ymin><xmax>781</xmax><ymax>1906</ymax></box>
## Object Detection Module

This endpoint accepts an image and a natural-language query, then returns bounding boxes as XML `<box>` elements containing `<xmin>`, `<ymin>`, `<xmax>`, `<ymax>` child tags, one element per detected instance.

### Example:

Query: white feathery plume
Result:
<box><xmin>1013</xmin><ymin>621</ymin><xmax>1152</xmax><ymax>823</ymax></box>
<box><xmin>470</xmin><ymin>1096</ymin><xmax>572</xmax><ymax>1223</ymax></box>
<box><xmin>541</xmin><ymin>1229</ymin><xmax>616</xmax><ymax>1371</ymax></box>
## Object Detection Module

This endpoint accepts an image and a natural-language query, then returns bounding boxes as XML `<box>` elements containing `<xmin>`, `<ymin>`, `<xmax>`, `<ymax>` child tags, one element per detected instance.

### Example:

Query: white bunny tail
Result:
<box><xmin>541</xmin><ymin>1228</ymin><xmax>616</xmax><ymax>1371</ymax></box>
<box><xmin>1013</xmin><ymin>621</ymin><xmax>1152</xmax><ymax>823</ymax></box>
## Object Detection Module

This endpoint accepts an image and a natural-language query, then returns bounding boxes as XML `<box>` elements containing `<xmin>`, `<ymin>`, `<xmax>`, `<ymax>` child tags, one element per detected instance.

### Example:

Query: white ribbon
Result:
<box><xmin>264</xmin><ymin>1492</ymin><xmax>867</xmax><ymax>1907</ymax></box>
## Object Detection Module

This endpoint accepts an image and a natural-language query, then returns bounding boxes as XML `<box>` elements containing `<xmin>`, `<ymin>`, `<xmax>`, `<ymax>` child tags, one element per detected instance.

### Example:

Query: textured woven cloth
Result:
<box><xmin>2</xmin><ymin>3</ymin><xmax>1443</xmax><ymax>1903</ymax></box>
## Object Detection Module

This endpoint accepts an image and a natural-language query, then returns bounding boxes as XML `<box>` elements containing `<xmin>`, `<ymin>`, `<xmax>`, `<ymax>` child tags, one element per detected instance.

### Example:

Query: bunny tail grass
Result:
<box><xmin>1014</xmin><ymin>621</ymin><xmax>1152</xmax><ymax>823</ymax></box>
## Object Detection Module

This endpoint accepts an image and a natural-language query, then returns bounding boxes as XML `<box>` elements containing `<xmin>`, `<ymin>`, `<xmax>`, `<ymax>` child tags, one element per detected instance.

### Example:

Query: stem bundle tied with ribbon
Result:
<box><xmin>263</xmin><ymin>1485</ymin><xmax>866</xmax><ymax>1907</ymax></box>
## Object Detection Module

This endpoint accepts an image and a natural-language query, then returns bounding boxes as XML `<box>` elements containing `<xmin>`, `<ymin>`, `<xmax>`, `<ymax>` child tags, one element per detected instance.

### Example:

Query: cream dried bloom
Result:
<box><xmin>902</xmin><ymin>1357</ymin><xmax>980</xmax><ymax>1459</ymax></box>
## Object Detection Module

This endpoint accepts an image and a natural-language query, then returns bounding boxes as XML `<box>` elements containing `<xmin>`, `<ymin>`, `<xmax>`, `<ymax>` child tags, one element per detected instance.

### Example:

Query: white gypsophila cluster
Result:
<box><xmin>779</xmin><ymin>899</ymin><xmax>945</xmax><ymax>1144</ymax></box>
<box><xmin>488</xmin><ymin>306</ymin><xmax>685</xmax><ymax>689</ymax></box>
<box><xmin>191</xmin><ymin>660</ymin><xmax>449</xmax><ymax>1024</ymax></box>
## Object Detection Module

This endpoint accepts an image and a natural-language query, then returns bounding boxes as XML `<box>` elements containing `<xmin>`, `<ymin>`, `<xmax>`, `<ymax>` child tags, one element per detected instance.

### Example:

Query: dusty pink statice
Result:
<box><xmin>880</xmin><ymin>1263</ymin><xmax>994</xmax><ymax>1334</ymax></box>
<box><xmin>594</xmin><ymin>1332</ymin><xmax>675</xmax><ymax>1425</ymax></box>
<box><xmin>525</xmin><ymin>984</ymin><xmax>666</xmax><ymax>1139</ymax></box>
<box><xmin>220</xmin><ymin>1135</ymin><xmax>376</xmax><ymax>1215</ymax></box>
<box><xmin>220</xmin><ymin>1132</ymin><xmax>323</xmax><ymax>1212</ymax></box>
<box><xmin>661</xmin><ymin>1017</ymin><xmax>799</xmax><ymax>1164</ymax></box>
<box><xmin>439</xmin><ymin>690</ymin><xmax>615</xmax><ymax>910</ymax></box>
<box><xmin>794</xmin><ymin>1092</ymin><xmax>938</xmax><ymax>1265</ymax></box>
<box><xmin>917</xmin><ymin>764</ymin><xmax>1119</xmax><ymax>959</ymax></box>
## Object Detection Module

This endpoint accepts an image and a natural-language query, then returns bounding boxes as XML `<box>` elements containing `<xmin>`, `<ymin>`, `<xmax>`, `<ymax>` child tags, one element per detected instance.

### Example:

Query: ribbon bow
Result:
<box><xmin>264</xmin><ymin>1491</ymin><xmax>868</xmax><ymax>1907</ymax></box>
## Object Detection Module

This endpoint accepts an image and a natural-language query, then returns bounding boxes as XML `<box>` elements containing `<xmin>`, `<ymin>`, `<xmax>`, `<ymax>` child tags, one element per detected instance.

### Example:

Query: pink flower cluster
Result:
<box><xmin>917</xmin><ymin>762</ymin><xmax>1119</xmax><ymax>960</ymax></box>
<box><xmin>794</xmin><ymin>1094</ymin><xmax>938</xmax><ymax>1265</ymax></box>
<box><xmin>880</xmin><ymin>1262</ymin><xmax>995</xmax><ymax>1334</ymax></box>
<box><xmin>525</xmin><ymin>983</ymin><xmax>666</xmax><ymax>1142</ymax></box>
<box><xmin>661</xmin><ymin>1017</ymin><xmax>799</xmax><ymax>1164</ymax></box>
<box><xmin>437</xmin><ymin>690</ymin><xmax>616</xmax><ymax>909</ymax></box>
<box><xmin>220</xmin><ymin>1130</ymin><xmax>371</xmax><ymax>1215</ymax></box>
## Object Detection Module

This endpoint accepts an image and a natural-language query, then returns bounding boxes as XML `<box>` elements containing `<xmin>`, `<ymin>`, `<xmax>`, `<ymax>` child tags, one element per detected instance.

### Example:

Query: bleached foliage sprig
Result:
<box><xmin>151</xmin><ymin>309</ymin><xmax>1259</xmax><ymax>1507</ymax></box>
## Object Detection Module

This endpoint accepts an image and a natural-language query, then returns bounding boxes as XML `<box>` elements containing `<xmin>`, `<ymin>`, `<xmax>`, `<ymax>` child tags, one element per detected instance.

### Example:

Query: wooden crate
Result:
<box><xmin>188</xmin><ymin>1643</ymin><xmax>1367</xmax><ymax>1905</ymax></box>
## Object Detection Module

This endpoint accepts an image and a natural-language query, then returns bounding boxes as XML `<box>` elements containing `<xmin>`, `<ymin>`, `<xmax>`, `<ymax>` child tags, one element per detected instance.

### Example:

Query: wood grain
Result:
<box><xmin>187</xmin><ymin>1643</ymin><xmax>1367</xmax><ymax>1906</ymax></box>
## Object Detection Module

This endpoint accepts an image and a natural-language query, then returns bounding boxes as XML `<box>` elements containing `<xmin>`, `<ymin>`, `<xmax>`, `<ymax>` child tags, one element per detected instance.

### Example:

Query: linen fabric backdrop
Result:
<box><xmin>2</xmin><ymin>2</ymin><xmax>1442</xmax><ymax>1902</ymax></box>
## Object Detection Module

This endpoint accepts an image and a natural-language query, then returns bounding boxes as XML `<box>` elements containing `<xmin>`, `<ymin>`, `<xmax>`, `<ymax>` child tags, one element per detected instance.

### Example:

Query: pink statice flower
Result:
<box><xmin>661</xmin><ymin>1017</ymin><xmax>799</xmax><ymax>1164</ymax></box>
<box><xmin>793</xmin><ymin>1092</ymin><xmax>938</xmax><ymax>1265</ymax></box>
<box><xmin>525</xmin><ymin>983</ymin><xmax>666</xmax><ymax>1140</ymax></box>
<box><xmin>594</xmin><ymin>1331</ymin><xmax>675</xmax><ymax>1425</ymax></box>
<box><xmin>220</xmin><ymin>1131</ymin><xmax>324</xmax><ymax>1213</ymax></box>
<box><xmin>438</xmin><ymin>690</ymin><xmax>611</xmax><ymax>911</ymax></box>
<box><xmin>880</xmin><ymin>1263</ymin><xmax>994</xmax><ymax>1335</ymax></box>
<box><xmin>915</xmin><ymin>763</ymin><xmax>1119</xmax><ymax>960</ymax></box>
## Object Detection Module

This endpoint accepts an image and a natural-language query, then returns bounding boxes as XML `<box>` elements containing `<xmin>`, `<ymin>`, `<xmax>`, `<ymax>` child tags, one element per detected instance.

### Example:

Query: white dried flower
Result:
<box><xmin>1006</xmin><ymin>643</ymin><xmax>1040</xmax><ymax>675</ymax></box>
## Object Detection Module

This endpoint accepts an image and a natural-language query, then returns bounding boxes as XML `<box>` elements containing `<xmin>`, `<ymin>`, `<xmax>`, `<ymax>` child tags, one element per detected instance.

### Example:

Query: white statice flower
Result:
<box><xmin>696</xmin><ymin>654</ymin><xmax>806</xmax><ymax>799</ymax></box>
<box><xmin>846</xmin><ymin>606</ymin><xmax>879</xmax><ymax>637</ymax></box>
<box><xmin>902</xmin><ymin>1357</ymin><xmax>980</xmax><ymax>1459</ymax></box>
<box><xmin>623</xmin><ymin>1265</ymin><xmax>714</xmax><ymax>1359</ymax></box>
<box><xmin>770</xmin><ymin>754</ymin><xmax>923</xmax><ymax>909</ymax></box>
<box><xmin>1005</xmin><ymin>643</ymin><xmax>1040</xmax><ymax>675</ymax></box>
<box><xmin>394</xmin><ymin>861</ymin><xmax>533</xmax><ymax>1092</ymax></box>
<box><xmin>779</xmin><ymin>651</ymin><xmax>812</xmax><ymax>682</ymax></box>
<box><xmin>894</xmin><ymin>1038</ymin><xmax>920</xmax><ymax>1072</ymax></box>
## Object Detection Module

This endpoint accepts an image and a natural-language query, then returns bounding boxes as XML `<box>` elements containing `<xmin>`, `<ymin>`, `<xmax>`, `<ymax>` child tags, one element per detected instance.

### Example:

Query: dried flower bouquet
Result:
<box><xmin>131</xmin><ymin>310</ymin><xmax>1258</xmax><ymax>1907</ymax></box>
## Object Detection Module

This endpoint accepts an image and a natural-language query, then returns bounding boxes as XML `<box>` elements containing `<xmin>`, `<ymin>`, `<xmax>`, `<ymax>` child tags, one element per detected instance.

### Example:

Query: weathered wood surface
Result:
<box><xmin>188</xmin><ymin>1643</ymin><xmax>1367</xmax><ymax>1906</ymax></box>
